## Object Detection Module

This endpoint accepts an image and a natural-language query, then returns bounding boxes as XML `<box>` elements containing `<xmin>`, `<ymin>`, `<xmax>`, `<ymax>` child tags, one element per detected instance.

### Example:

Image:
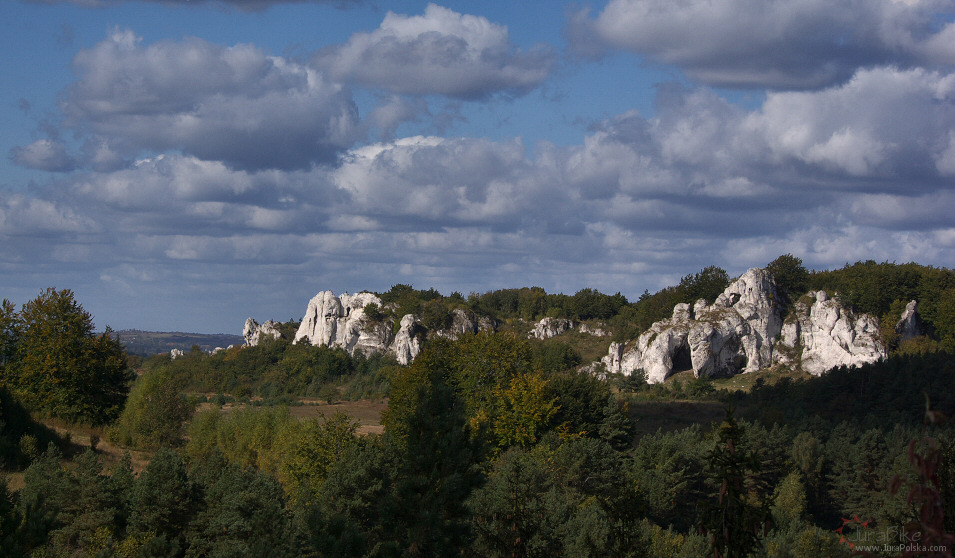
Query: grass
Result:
<box><xmin>198</xmin><ymin>396</ymin><xmax>387</xmax><ymax>435</ymax></box>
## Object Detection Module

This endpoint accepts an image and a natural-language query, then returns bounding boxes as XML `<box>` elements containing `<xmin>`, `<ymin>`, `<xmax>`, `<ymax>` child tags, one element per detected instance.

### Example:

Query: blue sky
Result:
<box><xmin>3</xmin><ymin>0</ymin><xmax>955</xmax><ymax>334</ymax></box>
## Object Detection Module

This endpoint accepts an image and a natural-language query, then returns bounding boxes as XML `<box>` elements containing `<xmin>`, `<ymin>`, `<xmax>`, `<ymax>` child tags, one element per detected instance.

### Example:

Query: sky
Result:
<box><xmin>3</xmin><ymin>0</ymin><xmax>955</xmax><ymax>334</ymax></box>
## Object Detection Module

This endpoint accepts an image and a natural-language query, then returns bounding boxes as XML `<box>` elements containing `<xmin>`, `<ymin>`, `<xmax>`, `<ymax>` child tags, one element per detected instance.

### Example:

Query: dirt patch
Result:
<box><xmin>289</xmin><ymin>399</ymin><xmax>387</xmax><ymax>435</ymax></box>
<box><xmin>200</xmin><ymin>398</ymin><xmax>388</xmax><ymax>436</ymax></box>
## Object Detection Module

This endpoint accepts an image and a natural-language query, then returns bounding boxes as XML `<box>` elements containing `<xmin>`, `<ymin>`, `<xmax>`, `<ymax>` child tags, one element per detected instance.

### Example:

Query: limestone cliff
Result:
<box><xmin>601</xmin><ymin>268</ymin><xmax>886</xmax><ymax>383</ymax></box>
<box><xmin>287</xmin><ymin>291</ymin><xmax>493</xmax><ymax>364</ymax></box>
<box><xmin>243</xmin><ymin>318</ymin><xmax>281</xmax><ymax>347</ymax></box>
<box><xmin>529</xmin><ymin>317</ymin><xmax>609</xmax><ymax>340</ymax></box>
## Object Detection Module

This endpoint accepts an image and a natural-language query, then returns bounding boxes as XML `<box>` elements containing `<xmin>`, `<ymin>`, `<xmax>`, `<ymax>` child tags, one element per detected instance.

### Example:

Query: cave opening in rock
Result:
<box><xmin>672</xmin><ymin>341</ymin><xmax>693</xmax><ymax>373</ymax></box>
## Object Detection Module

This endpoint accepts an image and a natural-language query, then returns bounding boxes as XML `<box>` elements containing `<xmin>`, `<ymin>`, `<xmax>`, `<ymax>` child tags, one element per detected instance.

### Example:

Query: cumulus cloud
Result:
<box><xmin>570</xmin><ymin>0</ymin><xmax>955</xmax><ymax>89</ymax></box>
<box><xmin>9</xmin><ymin>61</ymin><xmax>955</xmax><ymax>331</ymax></box>
<box><xmin>314</xmin><ymin>4</ymin><xmax>556</xmax><ymax>99</ymax></box>
<box><xmin>9</xmin><ymin>139</ymin><xmax>76</xmax><ymax>172</ymax></box>
<box><xmin>0</xmin><ymin>192</ymin><xmax>96</xmax><ymax>236</ymax></box>
<box><xmin>61</xmin><ymin>29</ymin><xmax>361</xmax><ymax>171</ymax></box>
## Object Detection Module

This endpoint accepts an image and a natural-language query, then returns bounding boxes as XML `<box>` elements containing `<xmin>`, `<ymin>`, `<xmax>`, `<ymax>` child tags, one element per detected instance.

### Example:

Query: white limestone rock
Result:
<box><xmin>243</xmin><ymin>318</ymin><xmax>281</xmax><ymax>347</ymax></box>
<box><xmin>530</xmin><ymin>317</ymin><xmax>576</xmax><ymax>340</ymax></box>
<box><xmin>579</xmin><ymin>323</ymin><xmax>609</xmax><ymax>337</ymax></box>
<box><xmin>294</xmin><ymin>291</ymin><xmax>394</xmax><ymax>356</ymax></box>
<box><xmin>796</xmin><ymin>291</ymin><xmax>886</xmax><ymax>376</ymax></box>
<box><xmin>599</xmin><ymin>267</ymin><xmax>884</xmax><ymax>383</ymax></box>
<box><xmin>530</xmin><ymin>317</ymin><xmax>609</xmax><ymax>340</ymax></box>
<box><xmin>390</xmin><ymin>314</ymin><xmax>424</xmax><ymax>365</ymax></box>
<box><xmin>170</xmin><ymin>348</ymin><xmax>184</xmax><ymax>359</ymax></box>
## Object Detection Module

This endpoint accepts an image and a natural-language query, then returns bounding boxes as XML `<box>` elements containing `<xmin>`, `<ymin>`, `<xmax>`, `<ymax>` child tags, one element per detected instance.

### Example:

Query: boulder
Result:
<box><xmin>433</xmin><ymin>308</ymin><xmax>494</xmax><ymax>340</ymax></box>
<box><xmin>529</xmin><ymin>316</ymin><xmax>609</xmax><ymax>340</ymax></box>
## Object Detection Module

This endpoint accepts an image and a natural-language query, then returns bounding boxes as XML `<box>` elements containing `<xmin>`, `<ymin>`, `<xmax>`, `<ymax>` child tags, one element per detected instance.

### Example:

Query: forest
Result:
<box><xmin>0</xmin><ymin>257</ymin><xmax>954</xmax><ymax>557</ymax></box>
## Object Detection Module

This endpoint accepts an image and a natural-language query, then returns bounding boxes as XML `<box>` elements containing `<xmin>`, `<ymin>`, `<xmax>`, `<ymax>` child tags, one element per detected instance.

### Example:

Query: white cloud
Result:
<box><xmin>314</xmin><ymin>4</ymin><xmax>555</xmax><ymax>99</ymax></box>
<box><xmin>9</xmin><ymin>139</ymin><xmax>76</xmax><ymax>172</ymax></box>
<box><xmin>570</xmin><ymin>0</ymin><xmax>955</xmax><ymax>89</ymax></box>
<box><xmin>62</xmin><ymin>29</ymin><xmax>361</xmax><ymax>171</ymax></box>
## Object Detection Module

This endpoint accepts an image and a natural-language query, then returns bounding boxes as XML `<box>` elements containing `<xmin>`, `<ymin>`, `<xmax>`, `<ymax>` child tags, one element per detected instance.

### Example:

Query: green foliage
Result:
<box><xmin>468</xmin><ymin>438</ymin><xmax>646</xmax><ymax>558</ymax></box>
<box><xmin>767</xmin><ymin>254</ymin><xmax>809</xmax><ymax>304</ymax></box>
<box><xmin>2</xmin><ymin>288</ymin><xmax>133</xmax><ymax>425</ymax></box>
<box><xmin>699</xmin><ymin>408</ymin><xmax>771</xmax><ymax>558</ymax></box>
<box><xmin>108</xmin><ymin>367</ymin><xmax>195</xmax><ymax>449</ymax></box>
<box><xmin>632</xmin><ymin>425</ymin><xmax>709</xmax><ymax>531</ymax></box>
<box><xmin>0</xmin><ymin>299</ymin><xmax>17</xmax><ymax>373</ymax></box>
<box><xmin>491</xmin><ymin>371</ymin><xmax>558</xmax><ymax>449</ymax></box>
<box><xmin>141</xmin><ymin>338</ymin><xmax>394</xmax><ymax>401</ymax></box>
<box><xmin>278</xmin><ymin>412</ymin><xmax>363</xmax><ymax>509</ymax></box>
<box><xmin>0</xmin><ymin>386</ymin><xmax>62</xmax><ymax>469</ymax></box>
<box><xmin>808</xmin><ymin>261</ymin><xmax>955</xmax><ymax>350</ymax></box>
<box><xmin>185</xmin><ymin>451</ymin><xmax>299</xmax><ymax>558</ymax></box>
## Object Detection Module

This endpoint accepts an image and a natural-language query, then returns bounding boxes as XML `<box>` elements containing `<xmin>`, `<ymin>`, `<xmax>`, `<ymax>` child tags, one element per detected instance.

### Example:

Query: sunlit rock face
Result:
<box><xmin>779</xmin><ymin>291</ymin><xmax>886</xmax><ymax>376</ymax></box>
<box><xmin>391</xmin><ymin>314</ymin><xmax>424</xmax><ymax>365</ymax></box>
<box><xmin>601</xmin><ymin>268</ymin><xmax>886</xmax><ymax>383</ymax></box>
<box><xmin>290</xmin><ymin>291</ymin><xmax>429</xmax><ymax>364</ymax></box>
<box><xmin>243</xmin><ymin>318</ymin><xmax>281</xmax><ymax>346</ymax></box>
<box><xmin>294</xmin><ymin>291</ymin><xmax>393</xmax><ymax>354</ymax></box>
<box><xmin>530</xmin><ymin>317</ymin><xmax>575</xmax><ymax>340</ymax></box>
<box><xmin>530</xmin><ymin>317</ymin><xmax>610</xmax><ymax>340</ymax></box>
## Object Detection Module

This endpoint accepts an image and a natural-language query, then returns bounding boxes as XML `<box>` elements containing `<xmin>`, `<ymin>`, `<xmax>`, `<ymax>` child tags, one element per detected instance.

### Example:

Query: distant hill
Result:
<box><xmin>113</xmin><ymin>329</ymin><xmax>244</xmax><ymax>356</ymax></box>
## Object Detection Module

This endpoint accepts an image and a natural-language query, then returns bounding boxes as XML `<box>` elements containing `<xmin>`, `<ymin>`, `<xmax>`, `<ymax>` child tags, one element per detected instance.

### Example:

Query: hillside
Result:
<box><xmin>113</xmin><ymin>329</ymin><xmax>244</xmax><ymax>356</ymax></box>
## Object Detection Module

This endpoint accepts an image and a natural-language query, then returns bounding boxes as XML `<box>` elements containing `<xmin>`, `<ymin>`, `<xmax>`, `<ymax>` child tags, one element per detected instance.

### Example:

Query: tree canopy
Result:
<box><xmin>0</xmin><ymin>288</ymin><xmax>132</xmax><ymax>425</ymax></box>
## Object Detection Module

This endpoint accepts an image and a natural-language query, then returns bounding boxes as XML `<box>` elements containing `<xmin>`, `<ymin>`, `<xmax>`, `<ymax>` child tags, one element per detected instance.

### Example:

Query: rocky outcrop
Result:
<box><xmin>530</xmin><ymin>317</ymin><xmax>609</xmax><ymax>340</ymax></box>
<box><xmin>601</xmin><ymin>268</ymin><xmax>886</xmax><ymax>382</ymax></box>
<box><xmin>291</xmin><ymin>291</ymin><xmax>427</xmax><ymax>363</ymax></box>
<box><xmin>294</xmin><ymin>291</ymin><xmax>385</xmax><ymax>352</ymax></box>
<box><xmin>895</xmin><ymin>300</ymin><xmax>924</xmax><ymax>341</ymax></box>
<box><xmin>778</xmin><ymin>291</ymin><xmax>885</xmax><ymax>376</ymax></box>
<box><xmin>170</xmin><ymin>348</ymin><xmax>184</xmax><ymax>359</ymax></box>
<box><xmin>433</xmin><ymin>309</ymin><xmax>495</xmax><ymax>339</ymax></box>
<box><xmin>391</xmin><ymin>314</ymin><xmax>425</xmax><ymax>365</ymax></box>
<box><xmin>531</xmin><ymin>317</ymin><xmax>575</xmax><ymax>340</ymax></box>
<box><xmin>243</xmin><ymin>318</ymin><xmax>281</xmax><ymax>346</ymax></box>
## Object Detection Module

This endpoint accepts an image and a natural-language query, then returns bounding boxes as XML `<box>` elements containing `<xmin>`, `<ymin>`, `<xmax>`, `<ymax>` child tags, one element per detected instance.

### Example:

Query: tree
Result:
<box><xmin>491</xmin><ymin>371</ymin><xmax>558</xmax><ymax>449</ymax></box>
<box><xmin>5</xmin><ymin>288</ymin><xmax>132</xmax><ymax>424</ymax></box>
<box><xmin>767</xmin><ymin>254</ymin><xmax>809</xmax><ymax>305</ymax></box>
<box><xmin>680</xmin><ymin>266</ymin><xmax>730</xmax><ymax>304</ymax></box>
<box><xmin>0</xmin><ymin>299</ymin><xmax>17</xmax><ymax>373</ymax></box>
<box><xmin>108</xmin><ymin>368</ymin><xmax>195</xmax><ymax>449</ymax></box>
<box><xmin>699</xmin><ymin>408</ymin><xmax>771</xmax><ymax>558</ymax></box>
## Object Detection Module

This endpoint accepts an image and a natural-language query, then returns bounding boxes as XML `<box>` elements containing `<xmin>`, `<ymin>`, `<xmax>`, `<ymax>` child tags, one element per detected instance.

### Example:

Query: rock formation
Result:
<box><xmin>601</xmin><ymin>268</ymin><xmax>886</xmax><ymax>383</ymax></box>
<box><xmin>531</xmin><ymin>317</ymin><xmax>575</xmax><ymax>340</ymax></box>
<box><xmin>895</xmin><ymin>300</ymin><xmax>925</xmax><ymax>341</ymax></box>
<box><xmin>777</xmin><ymin>291</ymin><xmax>885</xmax><ymax>376</ymax></box>
<box><xmin>432</xmin><ymin>308</ymin><xmax>495</xmax><ymax>340</ymax></box>
<box><xmin>290</xmin><ymin>290</ymin><xmax>445</xmax><ymax>364</ymax></box>
<box><xmin>391</xmin><ymin>314</ymin><xmax>425</xmax><ymax>365</ymax></box>
<box><xmin>530</xmin><ymin>317</ymin><xmax>609</xmax><ymax>340</ymax></box>
<box><xmin>243</xmin><ymin>318</ymin><xmax>281</xmax><ymax>347</ymax></box>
